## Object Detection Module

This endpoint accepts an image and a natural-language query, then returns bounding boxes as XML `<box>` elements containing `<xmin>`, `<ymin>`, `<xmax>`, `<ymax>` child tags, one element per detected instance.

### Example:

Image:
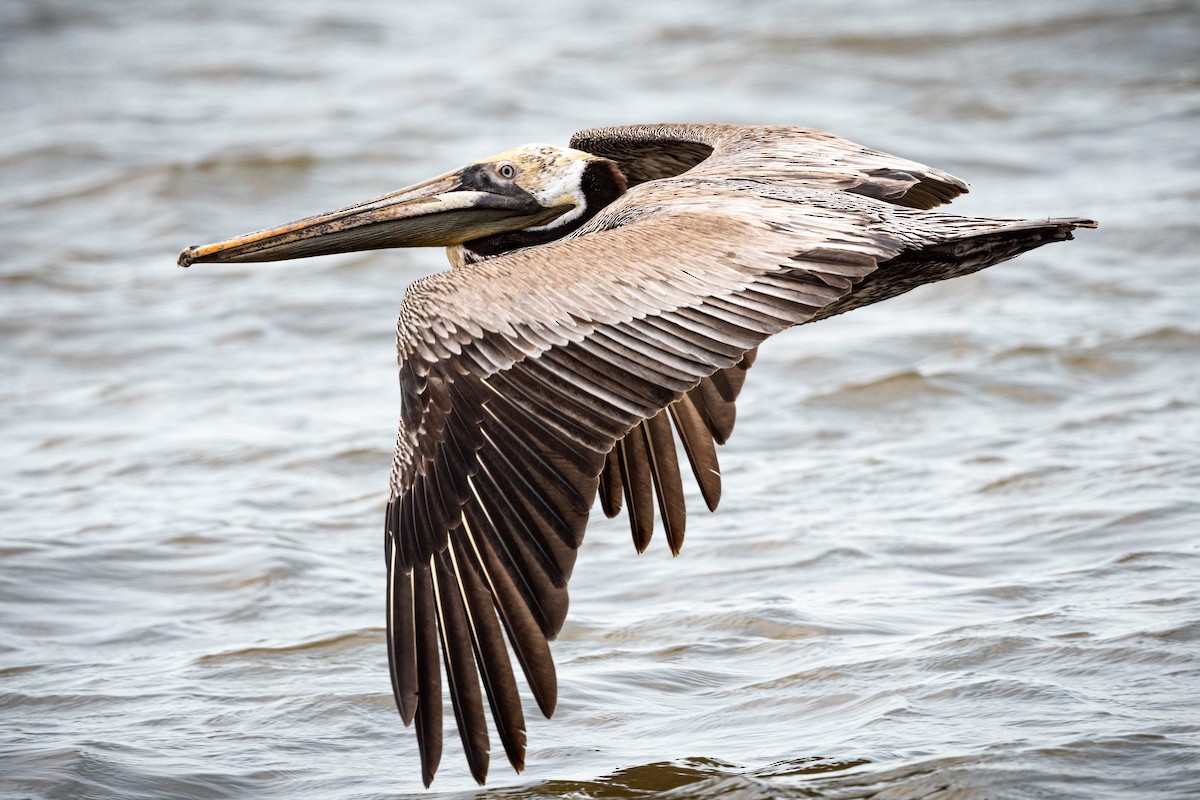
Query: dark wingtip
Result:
<box><xmin>532</xmin><ymin>671</ymin><xmax>558</xmax><ymax>719</ymax></box>
<box><xmin>399</xmin><ymin>694</ymin><xmax>417</xmax><ymax>727</ymax></box>
<box><xmin>1054</xmin><ymin>217</ymin><xmax>1098</xmax><ymax>242</ymax></box>
<box><xmin>1053</xmin><ymin>217</ymin><xmax>1098</xmax><ymax>230</ymax></box>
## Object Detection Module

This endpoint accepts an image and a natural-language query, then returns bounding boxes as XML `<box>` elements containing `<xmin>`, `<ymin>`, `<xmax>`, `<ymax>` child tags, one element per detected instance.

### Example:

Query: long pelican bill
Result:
<box><xmin>177</xmin><ymin>168</ymin><xmax>570</xmax><ymax>267</ymax></box>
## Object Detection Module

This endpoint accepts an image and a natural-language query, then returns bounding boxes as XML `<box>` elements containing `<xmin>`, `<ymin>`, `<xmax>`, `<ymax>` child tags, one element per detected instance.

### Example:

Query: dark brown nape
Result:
<box><xmin>569</xmin><ymin>135</ymin><xmax>715</xmax><ymax>187</ymax></box>
<box><xmin>461</xmin><ymin>159</ymin><xmax>628</xmax><ymax>260</ymax></box>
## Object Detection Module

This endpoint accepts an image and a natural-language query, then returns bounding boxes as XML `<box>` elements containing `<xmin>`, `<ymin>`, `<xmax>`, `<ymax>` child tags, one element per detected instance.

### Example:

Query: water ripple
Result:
<box><xmin>3</xmin><ymin>0</ymin><xmax>1199</xmax><ymax>797</ymax></box>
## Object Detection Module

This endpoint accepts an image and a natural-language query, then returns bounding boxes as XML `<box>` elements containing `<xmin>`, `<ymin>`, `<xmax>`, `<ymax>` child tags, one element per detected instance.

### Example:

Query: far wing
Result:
<box><xmin>570</xmin><ymin>123</ymin><xmax>969</xmax><ymax>209</ymax></box>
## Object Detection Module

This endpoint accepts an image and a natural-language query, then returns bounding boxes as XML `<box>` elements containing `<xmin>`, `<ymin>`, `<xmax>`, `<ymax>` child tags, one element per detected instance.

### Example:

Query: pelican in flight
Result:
<box><xmin>179</xmin><ymin>124</ymin><xmax>1095</xmax><ymax>786</ymax></box>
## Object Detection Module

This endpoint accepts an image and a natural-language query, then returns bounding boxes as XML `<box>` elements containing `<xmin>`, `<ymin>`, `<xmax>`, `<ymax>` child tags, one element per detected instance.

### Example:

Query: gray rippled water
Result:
<box><xmin>3</xmin><ymin>1</ymin><xmax>1199</xmax><ymax>798</ymax></box>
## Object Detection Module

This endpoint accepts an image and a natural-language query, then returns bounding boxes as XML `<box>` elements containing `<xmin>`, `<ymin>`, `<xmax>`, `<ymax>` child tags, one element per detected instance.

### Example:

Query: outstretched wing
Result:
<box><xmin>386</xmin><ymin>187</ymin><xmax>914</xmax><ymax>786</ymax></box>
<box><xmin>570</xmin><ymin>123</ymin><xmax>969</xmax><ymax>209</ymax></box>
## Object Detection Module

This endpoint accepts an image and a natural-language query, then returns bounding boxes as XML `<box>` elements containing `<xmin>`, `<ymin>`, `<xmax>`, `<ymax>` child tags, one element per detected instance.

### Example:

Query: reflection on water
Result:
<box><xmin>3</xmin><ymin>0</ymin><xmax>1199</xmax><ymax>798</ymax></box>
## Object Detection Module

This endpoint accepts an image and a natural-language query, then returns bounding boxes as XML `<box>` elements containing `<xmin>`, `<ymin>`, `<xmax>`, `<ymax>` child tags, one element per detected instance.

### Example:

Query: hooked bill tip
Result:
<box><xmin>177</xmin><ymin>246</ymin><xmax>199</xmax><ymax>268</ymax></box>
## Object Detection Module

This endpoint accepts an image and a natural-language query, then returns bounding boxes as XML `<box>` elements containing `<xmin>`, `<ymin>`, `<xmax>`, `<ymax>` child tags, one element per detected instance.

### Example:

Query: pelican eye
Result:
<box><xmin>496</xmin><ymin>162</ymin><xmax>517</xmax><ymax>180</ymax></box>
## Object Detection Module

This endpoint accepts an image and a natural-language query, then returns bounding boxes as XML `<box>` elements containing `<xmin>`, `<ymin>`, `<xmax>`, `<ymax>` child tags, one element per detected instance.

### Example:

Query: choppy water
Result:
<box><xmin>3</xmin><ymin>1</ymin><xmax>1200</xmax><ymax>797</ymax></box>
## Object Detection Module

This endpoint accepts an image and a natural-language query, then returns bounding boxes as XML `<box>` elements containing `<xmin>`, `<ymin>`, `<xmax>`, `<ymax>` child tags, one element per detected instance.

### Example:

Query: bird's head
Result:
<box><xmin>177</xmin><ymin>144</ymin><xmax>627</xmax><ymax>269</ymax></box>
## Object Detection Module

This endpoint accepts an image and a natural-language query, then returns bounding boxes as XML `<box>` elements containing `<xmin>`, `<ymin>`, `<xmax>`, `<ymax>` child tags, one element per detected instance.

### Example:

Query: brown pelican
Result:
<box><xmin>179</xmin><ymin>124</ymin><xmax>1095</xmax><ymax>786</ymax></box>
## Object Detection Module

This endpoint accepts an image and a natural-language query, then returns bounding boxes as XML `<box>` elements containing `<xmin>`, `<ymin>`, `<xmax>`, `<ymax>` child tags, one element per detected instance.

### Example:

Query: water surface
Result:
<box><xmin>3</xmin><ymin>1</ymin><xmax>1199</xmax><ymax>798</ymax></box>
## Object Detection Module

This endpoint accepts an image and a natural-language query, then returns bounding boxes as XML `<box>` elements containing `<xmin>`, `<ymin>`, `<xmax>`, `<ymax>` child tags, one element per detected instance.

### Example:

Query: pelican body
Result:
<box><xmin>179</xmin><ymin>124</ymin><xmax>1095</xmax><ymax>786</ymax></box>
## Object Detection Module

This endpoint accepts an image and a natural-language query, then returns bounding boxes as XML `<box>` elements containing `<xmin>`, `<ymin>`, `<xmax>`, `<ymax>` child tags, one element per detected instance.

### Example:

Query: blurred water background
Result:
<box><xmin>3</xmin><ymin>1</ymin><xmax>1199</xmax><ymax>797</ymax></box>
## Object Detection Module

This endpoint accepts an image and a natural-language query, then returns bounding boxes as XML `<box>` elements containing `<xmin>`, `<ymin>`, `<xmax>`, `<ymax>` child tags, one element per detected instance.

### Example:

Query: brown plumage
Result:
<box><xmin>178</xmin><ymin>123</ymin><xmax>1096</xmax><ymax>786</ymax></box>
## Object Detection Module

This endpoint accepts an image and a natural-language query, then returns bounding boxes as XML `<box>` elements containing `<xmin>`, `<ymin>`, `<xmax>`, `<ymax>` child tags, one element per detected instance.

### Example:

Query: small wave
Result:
<box><xmin>977</xmin><ymin>465</ymin><xmax>1072</xmax><ymax>494</ymax></box>
<box><xmin>806</xmin><ymin>369</ymin><xmax>955</xmax><ymax>411</ymax></box>
<box><xmin>195</xmin><ymin>629</ymin><xmax>377</xmax><ymax>665</ymax></box>
<box><xmin>490</xmin><ymin>756</ymin><xmax>869</xmax><ymax>800</ymax></box>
